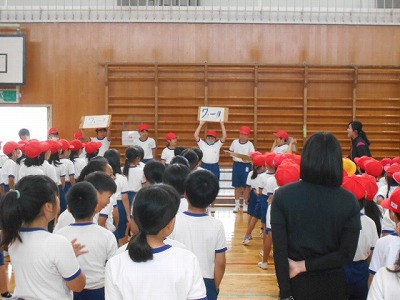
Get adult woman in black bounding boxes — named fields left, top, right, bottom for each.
left=271, top=132, right=361, bottom=300
left=347, top=120, right=372, bottom=161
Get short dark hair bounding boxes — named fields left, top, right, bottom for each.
left=67, top=182, right=97, bottom=220
left=163, top=164, right=191, bottom=195
left=181, top=148, right=199, bottom=171
left=174, top=146, right=186, bottom=156
left=143, top=160, right=165, bottom=184
left=77, top=156, right=109, bottom=182
left=104, top=149, right=122, bottom=175
left=192, top=147, right=203, bottom=161
left=84, top=171, right=117, bottom=194
left=18, top=128, right=30, bottom=138
left=170, top=156, right=190, bottom=168
left=184, top=170, right=219, bottom=208
left=300, top=132, right=343, bottom=187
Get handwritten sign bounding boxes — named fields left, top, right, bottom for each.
left=224, top=150, right=252, bottom=162
left=79, top=115, right=111, bottom=129
left=122, top=131, right=140, bottom=146
left=198, top=107, right=229, bottom=122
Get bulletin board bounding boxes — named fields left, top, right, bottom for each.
left=0, top=34, right=26, bottom=85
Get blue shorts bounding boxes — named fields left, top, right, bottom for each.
left=252, top=196, right=262, bottom=219
left=58, top=185, right=67, bottom=213
left=344, top=260, right=369, bottom=300
left=74, top=287, right=104, bottom=300
left=0, top=251, right=4, bottom=266
left=201, top=162, right=220, bottom=180
left=2, top=184, right=10, bottom=193
left=259, top=194, right=269, bottom=224
left=247, top=189, right=258, bottom=216
left=115, top=200, right=128, bottom=239
left=127, top=191, right=137, bottom=206
left=204, top=278, right=219, bottom=300
left=64, top=181, right=72, bottom=194
left=232, top=162, right=251, bottom=188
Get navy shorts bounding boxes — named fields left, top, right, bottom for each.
left=0, top=251, right=4, bottom=266
left=247, top=189, right=258, bottom=216
left=259, top=194, right=269, bottom=224
left=74, top=287, right=104, bottom=300
left=232, top=162, right=251, bottom=188
left=204, top=278, right=219, bottom=300
left=127, top=191, right=137, bottom=206
left=252, top=196, right=262, bottom=219
left=115, top=200, right=128, bottom=239
left=201, top=162, right=220, bottom=180
left=344, top=260, right=369, bottom=300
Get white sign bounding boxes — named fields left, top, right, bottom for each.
left=198, top=106, right=229, bottom=122
left=80, top=115, right=111, bottom=129
left=122, top=131, right=140, bottom=146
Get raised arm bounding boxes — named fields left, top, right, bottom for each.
left=194, top=121, right=205, bottom=142
left=220, top=122, right=227, bottom=143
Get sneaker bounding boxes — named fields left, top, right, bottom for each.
left=233, top=205, right=240, bottom=213
left=1, top=292, right=12, bottom=299
left=242, top=203, right=248, bottom=212
left=258, top=261, right=268, bottom=270
left=248, top=235, right=252, bottom=240
left=242, top=237, right=251, bottom=245
left=260, top=250, right=263, bottom=257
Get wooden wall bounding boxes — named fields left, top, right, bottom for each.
left=1, top=23, right=400, bottom=160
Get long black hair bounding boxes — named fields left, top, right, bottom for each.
left=349, top=121, right=370, bottom=145
left=128, top=184, right=180, bottom=263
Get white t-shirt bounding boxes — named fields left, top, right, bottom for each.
left=246, top=171, right=264, bottom=192
left=96, top=196, right=117, bottom=232
left=132, top=137, right=156, bottom=160
left=259, top=172, right=276, bottom=196
left=41, top=160, right=59, bottom=184
left=114, top=173, right=129, bottom=201
left=161, top=147, right=175, bottom=164
left=229, top=139, right=255, bottom=162
left=10, top=228, right=82, bottom=300
left=169, top=211, right=227, bottom=279
left=115, top=237, right=187, bottom=256
left=178, top=196, right=189, bottom=214
left=54, top=210, right=77, bottom=233
left=272, top=144, right=289, bottom=154
left=90, top=137, right=111, bottom=157
left=376, top=185, right=397, bottom=233
left=57, top=222, right=117, bottom=289
left=0, top=158, right=17, bottom=185
left=353, top=213, right=379, bottom=261
left=369, top=234, right=400, bottom=274
left=367, top=265, right=400, bottom=300
left=105, top=245, right=207, bottom=300
left=17, top=164, right=45, bottom=181
left=197, top=139, right=223, bottom=164
left=73, top=157, right=87, bottom=179
left=127, top=165, right=144, bottom=192
left=60, top=158, right=76, bottom=182
left=52, top=161, right=67, bottom=186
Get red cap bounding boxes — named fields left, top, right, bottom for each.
left=275, top=162, right=300, bottom=186
left=3, top=141, right=22, bottom=155
left=354, top=156, right=372, bottom=170
left=381, top=188, right=400, bottom=213
left=74, top=131, right=84, bottom=139
left=85, top=141, right=102, bottom=154
left=240, top=126, right=251, bottom=135
left=48, top=127, right=59, bottom=135
left=59, top=139, right=75, bottom=151
left=96, top=128, right=107, bottom=132
left=358, top=174, right=379, bottom=201
left=70, top=139, right=85, bottom=150
left=393, top=172, right=400, bottom=185
left=392, top=157, right=400, bottom=164
left=273, top=153, right=289, bottom=168
left=273, top=130, right=289, bottom=140
left=384, top=163, right=400, bottom=178
left=138, top=123, right=149, bottom=132
left=24, top=141, right=51, bottom=158
left=264, top=152, right=276, bottom=167
left=252, top=154, right=266, bottom=167
left=342, top=175, right=366, bottom=200
left=166, top=132, right=178, bottom=141
left=364, top=159, right=383, bottom=178
left=381, top=158, right=392, bottom=167
left=250, top=151, right=262, bottom=159
left=47, top=140, right=62, bottom=154
left=206, top=130, right=217, bottom=138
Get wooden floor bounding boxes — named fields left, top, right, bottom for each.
left=5, top=207, right=279, bottom=299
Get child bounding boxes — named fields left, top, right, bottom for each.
left=104, top=149, right=130, bottom=245
left=57, top=181, right=118, bottom=300
left=132, top=123, right=156, bottom=163
left=142, top=160, right=165, bottom=186
left=90, top=128, right=111, bottom=157
left=59, top=139, right=76, bottom=194
left=48, top=127, right=60, bottom=140
left=270, top=130, right=296, bottom=154
left=0, top=141, right=22, bottom=193
left=170, top=170, right=227, bottom=300
left=161, top=132, right=178, bottom=165
left=181, top=148, right=200, bottom=171
left=85, top=141, right=102, bottom=161
left=123, top=146, right=144, bottom=207
left=194, top=121, right=227, bottom=180
left=69, top=139, right=87, bottom=180
left=48, top=140, right=67, bottom=212
left=105, top=184, right=207, bottom=299
left=162, top=163, right=191, bottom=213
left=0, top=175, right=86, bottom=299
left=229, top=126, right=255, bottom=213
left=18, top=128, right=30, bottom=141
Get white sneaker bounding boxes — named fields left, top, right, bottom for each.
left=242, top=203, right=248, bottom=212
left=242, top=237, right=251, bottom=245
left=258, top=261, right=268, bottom=270
left=233, top=205, right=240, bottom=213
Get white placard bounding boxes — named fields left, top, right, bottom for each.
left=198, top=106, right=229, bottom=122
left=80, top=115, right=111, bottom=129
left=0, top=35, right=26, bottom=85
left=122, top=131, right=140, bottom=146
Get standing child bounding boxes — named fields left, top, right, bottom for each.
left=123, top=147, right=144, bottom=208
left=229, top=126, right=255, bottom=213
left=57, top=181, right=118, bottom=300
left=132, top=124, right=156, bottom=163
left=105, top=184, right=207, bottom=300
left=162, top=163, right=191, bottom=213
left=194, top=121, right=227, bottom=180
left=161, top=132, right=178, bottom=165
left=170, top=170, right=227, bottom=300
left=0, top=141, right=22, bottom=193
left=48, top=140, right=67, bottom=213
left=90, top=128, right=111, bottom=157
left=59, top=139, right=76, bottom=194
left=0, top=175, right=86, bottom=299
left=69, top=139, right=87, bottom=180
left=85, top=141, right=102, bottom=161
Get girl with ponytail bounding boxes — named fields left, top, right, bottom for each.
left=0, top=175, right=86, bottom=299
left=347, top=120, right=372, bottom=161
left=105, top=184, right=207, bottom=300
